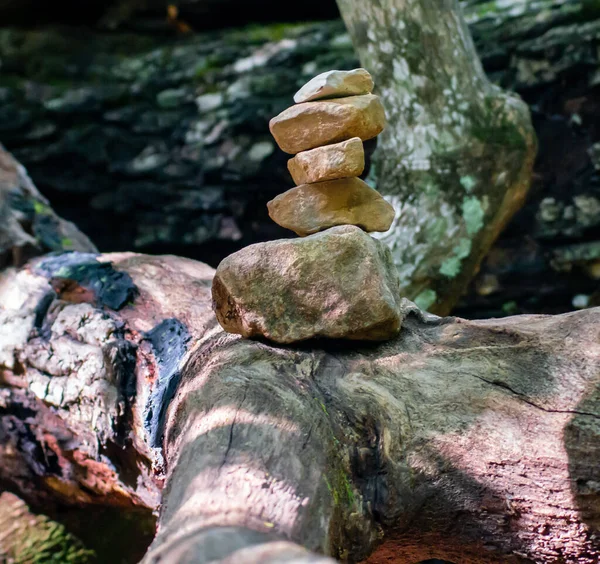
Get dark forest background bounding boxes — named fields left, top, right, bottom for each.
left=2, top=0, right=600, bottom=318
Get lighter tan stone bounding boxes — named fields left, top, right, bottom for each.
left=269, top=94, right=386, bottom=154
left=287, top=137, right=364, bottom=185
left=267, top=177, right=395, bottom=237
left=293, top=68, right=374, bottom=103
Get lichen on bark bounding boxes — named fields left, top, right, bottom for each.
left=336, top=0, right=537, bottom=315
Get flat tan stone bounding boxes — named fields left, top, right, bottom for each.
left=267, top=177, right=395, bottom=237
left=293, top=68, right=374, bottom=103
left=287, top=137, right=364, bottom=185
left=269, top=94, right=386, bottom=154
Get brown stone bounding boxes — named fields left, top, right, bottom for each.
left=287, top=137, right=364, bottom=185
left=293, top=68, right=374, bottom=103
left=211, top=225, right=403, bottom=343
left=267, top=177, right=395, bottom=236
left=269, top=94, right=386, bottom=154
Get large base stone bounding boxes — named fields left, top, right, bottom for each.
left=212, top=225, right=403, bottom=343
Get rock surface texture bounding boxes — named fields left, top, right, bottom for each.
left=212, top=225, right=403, bottom=343
left=213, top=69, right=399, bottom=343
left=267, top=177, right=394, bottom=237
left=287, top=137, right=365, bottom=185
left=269, top=94, right=385, bottom=154
left=268, top=68, right=392, bottom=239
left=293, top=68, right=373, bottom=103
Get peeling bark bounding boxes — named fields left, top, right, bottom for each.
left=1, top=249, right=598, bottom=563
left=336, top=0, right=537, bottom=315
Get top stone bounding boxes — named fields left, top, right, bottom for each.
left=294, top=69, right=374, bottom=104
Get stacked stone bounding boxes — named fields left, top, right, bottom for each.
left=267, top=69, right=395, bottom=237
left=212, top=69, right=404, bottom=344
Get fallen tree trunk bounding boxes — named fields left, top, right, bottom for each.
left=1, top=247, right=599, bottom=563
left=0, top=147, right=157, bottom=561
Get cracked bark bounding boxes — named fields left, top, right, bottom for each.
left=1, top=247, right=599, bottom=563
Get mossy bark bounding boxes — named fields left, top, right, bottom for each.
left=0, top=144, right=96, bottom=267
left=336, top=0, right=537, bottom=315
left=0, top=493, right=94, bottom=563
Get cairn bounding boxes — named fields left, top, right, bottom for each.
left=268, top=69, right=394, bottom=236
left=212, top=69, right=403, bottom=344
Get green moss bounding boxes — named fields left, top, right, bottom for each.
left=440, top=237, right=472, bottom=277
left=324, top=476, right=338, bottom=505
left=229, top=22, right=310, bottom=44
left=324, top=467, right=355, bottom=508
left=414, top=289, right=437, bottom=311
left=342, top=473, right=355, bottom=505
left=471, top=94, right=528, bottom=151
left=462, top=196, right=485, bottom=235
left=502, top=300, right=519, bottom=315
left=470, top=1, right=500, bottom=18
left=316, top=398, right=328, bottom=415
left=33, top=200, right=52, bottom=215
left=53, top=506, right=156, bottom=564
left=193, top=55, right=224, bottom=80
left=12, top=517, right=94, bottom=563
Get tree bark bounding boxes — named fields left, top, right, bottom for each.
left=335, top=0, right=537, bottom=315
left=1, top=247, right=599, bottom=563
left=1, top=7, right=599, bottom=562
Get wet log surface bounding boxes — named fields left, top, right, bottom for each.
left=1, top=247, right=598, bottom=563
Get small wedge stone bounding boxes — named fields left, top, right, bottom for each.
left=287, top=137, right=364, bottom=185
left=269, top=94, right=385, bottom=154
left=293, top=68, right=374, bottom=103
left=267, top=177, right=395, bottom=237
